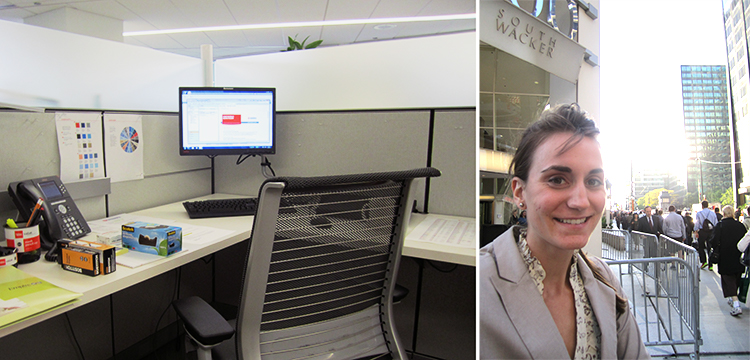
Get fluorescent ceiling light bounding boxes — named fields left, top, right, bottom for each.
left=123, top=13, right=476, bottom=37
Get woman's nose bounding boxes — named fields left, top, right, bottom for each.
left=567, top=181, right=590, bottom=209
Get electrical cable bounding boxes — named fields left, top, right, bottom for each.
left=64, top=312, right=86, bottom=360
left=260, top=155, right=276, bottom=178
left=236, top=154, right=253, bottom=165
left=235, top=154, right=276, bottom=178
left=152, top=267, right=182, bottom=360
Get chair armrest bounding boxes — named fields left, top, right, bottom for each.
left=172, top=296, right=235, bottom=346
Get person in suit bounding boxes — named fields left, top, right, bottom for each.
left=637, top=205, right=662, bottom=258
left=479, top=104, right=649, bottom=359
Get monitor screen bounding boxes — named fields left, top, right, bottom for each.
left=179, top=87, right=276, bottom=156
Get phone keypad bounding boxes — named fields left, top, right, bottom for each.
left=53, top=203, right=85, bottom=238
left=62, top=214, right=85, bottom=238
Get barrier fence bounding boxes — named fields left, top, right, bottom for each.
left=601, top=229, right=702, bottom=359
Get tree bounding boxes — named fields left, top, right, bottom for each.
left=637, top=188, right=670, bottom=209
left=719, top=187, right=735, bottom=207
left=684, top=192, right=699, bottom=207
left=705, top=187, right=727, bottom=205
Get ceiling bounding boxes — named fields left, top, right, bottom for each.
left=0, top=0, right=476, bottom=59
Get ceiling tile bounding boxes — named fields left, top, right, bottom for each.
left=117, top=0, right=193, bottom=29
left=69, top=0, right=138, bottom=21
left=223, top=0, right=278, bottom=24
left=173, top=0, right=235, bottom=27
left=323, top=0, right=379, bottom=20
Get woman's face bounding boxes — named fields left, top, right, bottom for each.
left=512, top=132, right=606, bottom=252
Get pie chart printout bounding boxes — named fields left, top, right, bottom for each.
left=120, top=126, right=139, bottom=153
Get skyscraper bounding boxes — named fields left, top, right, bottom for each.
left=680, top=65, right=733, bottom=202
left=723, top=0, right=749, bottom=204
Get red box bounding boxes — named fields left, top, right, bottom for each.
left=222, top=114, right=241, bottom=125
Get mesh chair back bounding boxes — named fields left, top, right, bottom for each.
left=235, top=168, right=440, bottom=360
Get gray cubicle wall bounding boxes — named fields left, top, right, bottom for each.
left=106, top=113, right=211, bottom=215
left=0, top=110, right=213, bottom=359
left=0, top=111, right=107, bottom=221
left=0, top=111, right=211, bottom=219
left=429, top=110, right=476, bottom=218
left=214, top=110, right=431, bottom=195
left=213, top=109, right=475, bottom=219
left=0, top=107, right=476, bottom=359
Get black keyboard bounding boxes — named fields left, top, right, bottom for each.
left=182, top=197, right=258, bottom=219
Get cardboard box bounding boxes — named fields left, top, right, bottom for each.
left=60, top=246, right=100, bottom=276
left=60, top=239, right=116, bottom=275
left=121, top=222, right=182, bottom=256
left=94, top=230, right=122, bottom=247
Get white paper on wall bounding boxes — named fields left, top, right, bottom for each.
left=55, top=112, right=105, bottom=183
left=103, top=114, right=144, bottom=183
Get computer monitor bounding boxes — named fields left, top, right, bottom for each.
left=179, top=87, right=276, bottom=157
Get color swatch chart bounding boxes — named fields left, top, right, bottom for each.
left=76, top=121, right=102, bottom=179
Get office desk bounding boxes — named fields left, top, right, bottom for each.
left=0, top=194, right=475, bottom=338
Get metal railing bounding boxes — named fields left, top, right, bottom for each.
left=601, top=229, right=702, bottom=359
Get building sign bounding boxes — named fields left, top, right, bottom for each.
left=509, top=0, right=579, bottom=41
left=480, top=0, right=585, bottom=83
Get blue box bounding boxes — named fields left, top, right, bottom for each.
left=121, top=222, right=182, bottom=256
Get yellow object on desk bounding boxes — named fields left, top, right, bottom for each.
left=5, top=219, right=18, bottom=229
left=0, top=266, right=81, bottom=328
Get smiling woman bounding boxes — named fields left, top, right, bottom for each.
left=479, top=104, right=651, bottom=360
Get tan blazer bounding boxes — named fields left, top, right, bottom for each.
left=479, top=227, right=650, bottom=359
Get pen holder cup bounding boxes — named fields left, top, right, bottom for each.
left=4, top=223, right=41, bottom=264
left=0, top=246, right=18, bottom=268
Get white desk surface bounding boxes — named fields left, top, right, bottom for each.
left=0, top=194, right=475, bottom=337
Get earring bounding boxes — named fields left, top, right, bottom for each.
left=519, top=202, right=524, bottom=208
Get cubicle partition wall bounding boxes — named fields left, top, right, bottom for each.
left=0, top=106, right=475, bottom=359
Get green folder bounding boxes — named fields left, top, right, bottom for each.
left=0, top=266, right=82, bottom=328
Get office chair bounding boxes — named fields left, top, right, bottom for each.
left=172, top=167, right=441, bottom=360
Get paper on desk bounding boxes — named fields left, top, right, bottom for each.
left=116, top=251, right=166, bottom=268
left=407, top=216, right=476, bottom=248
left=0, top=266, right=81, bottom=328
left=88, top=214, right=236, bottom=246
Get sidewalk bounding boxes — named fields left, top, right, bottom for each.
left=632, top=265, right=750, bottom=359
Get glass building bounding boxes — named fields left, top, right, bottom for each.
left=722, top=0, right=750, bottom=204
left=478, top=0, right=602, bottom=253
left=680, top=65, right=733, bottom=202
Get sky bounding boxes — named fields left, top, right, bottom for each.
left=599, top=0, right=730, bottom=207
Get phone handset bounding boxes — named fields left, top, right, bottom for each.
left=15, top=182, right=65, bottom=245
left=8, top=176, right=91, bottom=261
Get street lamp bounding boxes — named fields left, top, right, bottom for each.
left=692, top=157, right=703, bottom=203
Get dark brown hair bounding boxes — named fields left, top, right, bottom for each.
left=510, top=103, right=600, bottom=182
left=510, top=103, right=628, bottom=316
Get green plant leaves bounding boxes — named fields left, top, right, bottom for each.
left=285, top=34, right=323, bottom=51
left=305, top=40, right=323, bottom=49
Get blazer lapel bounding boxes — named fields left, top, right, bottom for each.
left=577, top=254, right=618, bottom=359
left=488, top=229, right=570, bottom=359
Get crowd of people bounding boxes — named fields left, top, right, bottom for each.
left=609, top=202, right=750, bottom=317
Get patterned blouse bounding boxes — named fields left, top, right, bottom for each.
left=517, top=231, right=602, bottom=359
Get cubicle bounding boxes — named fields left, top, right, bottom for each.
left=0, top=20, right=476, bottom=360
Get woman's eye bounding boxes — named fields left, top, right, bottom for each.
left=548, top=176, right=566, bottom=185
left=587, top=178, right=603, bottom=187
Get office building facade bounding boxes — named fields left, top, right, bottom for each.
left=479, top=0, right=603, bottom=254
left=723, top=0, right=750, bottom=203
left=680, top=65, right=734, bottom=202
left=632, top=168, right=684, bottom=200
